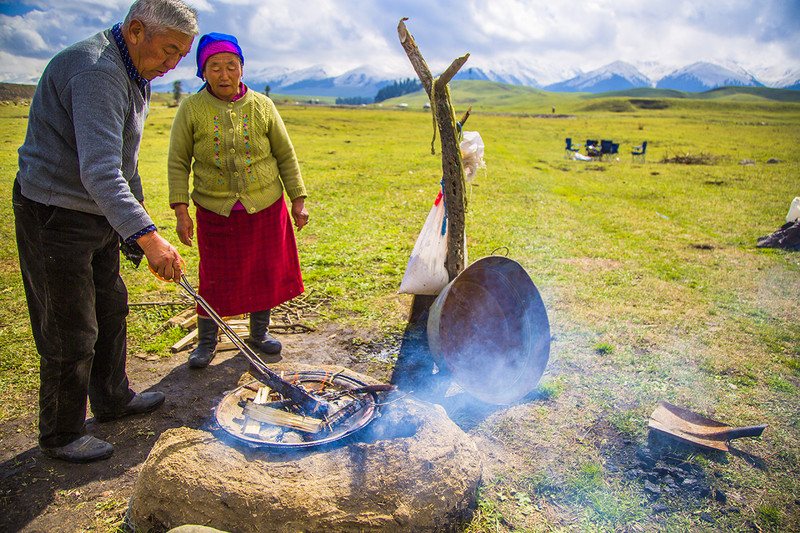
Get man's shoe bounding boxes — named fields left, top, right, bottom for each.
left=41, top=435, right=114, bottom=463
left=94, top=392, right=166, bottom=422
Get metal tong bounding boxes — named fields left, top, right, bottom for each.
left=166, top=268, right=328, bottom=417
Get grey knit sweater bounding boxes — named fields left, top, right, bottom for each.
left=16, top=29, right=153, bottom=241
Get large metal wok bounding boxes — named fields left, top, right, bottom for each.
left=427, top=256, right=550, bottom=405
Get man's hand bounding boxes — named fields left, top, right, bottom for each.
left=137, top=230, right=183, bottom=282
left=173, top=203, right=194, bottom=246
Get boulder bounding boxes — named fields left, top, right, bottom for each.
left=127, top=369, right=482, bottom=533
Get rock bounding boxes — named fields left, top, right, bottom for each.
left=653, top=466, right=670, bottom=477
left=738, top=158, right=756, bottom=166
left=766, top=158, right=783, bottom=164
left=652, top=503, right=669, bottom=513
left=644, top=480, right=661, bottom=499
left=700, top=512, right=714, bottom=523
left=623, top=469, right=643, bottom=481
left=127, top=369, right=482, bottom=533
left=714, top=489, right=727, bottom=503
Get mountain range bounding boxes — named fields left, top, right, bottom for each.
left=152, top=60, right=800, bottom=98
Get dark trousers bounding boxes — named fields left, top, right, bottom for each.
left=13, top=180, right=134, bottom=448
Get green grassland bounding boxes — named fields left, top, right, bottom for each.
left=1, top=82, right=799, bottom=531
left=378, top=80, right=800, bottom=112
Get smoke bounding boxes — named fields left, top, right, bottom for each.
left=391, top=256, right=551, bottom=428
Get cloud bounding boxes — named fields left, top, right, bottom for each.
left=0, top=1, right=129, bottom=59
left=0, top=0, right=798, bottom=85
left=0, top=49, right=48, bottom=83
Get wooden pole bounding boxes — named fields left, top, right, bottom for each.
left=398, top=18, right=469, bottom=281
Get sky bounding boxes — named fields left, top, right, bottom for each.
left=1, top=0, right=799, bottom=87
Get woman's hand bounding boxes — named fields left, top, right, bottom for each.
left=174, top=203, right=194, bottom=246
left=291, top=197, right=310, bottom=231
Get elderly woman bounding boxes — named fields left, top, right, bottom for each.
left=168, top=32, right=309, bottom=369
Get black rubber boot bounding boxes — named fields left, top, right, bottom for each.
left=249, top=310, right=282, bottom=354
left=189, top=317, right=218, bottom=369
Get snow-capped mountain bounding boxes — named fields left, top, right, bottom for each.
left=448, top=58, right=584, bottom=89
left=450, top=66, right=539, bottom=88
left=544, top=61, right=652, bottom=93
left=150, top=60, right=796, bottom=98
left=775, top=70, right=800, bottom=91
left=656, top=61, right=763, bottom=91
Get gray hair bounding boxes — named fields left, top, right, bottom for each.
left=123, top=0, right=199, bottom=37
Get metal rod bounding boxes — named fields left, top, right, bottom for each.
left=177, top=275, right=328, bottom=416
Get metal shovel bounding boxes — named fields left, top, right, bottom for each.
left=648, top=401, right=767, bottom=452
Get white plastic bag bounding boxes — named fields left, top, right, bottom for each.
left=787, top=197, right=800, bottom=222
left=398, top=191, right=450, bottom=295
left=460, top=131, right=485, bottom=182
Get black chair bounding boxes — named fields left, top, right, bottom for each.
left=610, top=143, right=619, bottom=160
left=600, top=140, right=613, bottom=160
left=564, top=138, right=581, bottom=158
left=632, top=141, right=648, bottom=162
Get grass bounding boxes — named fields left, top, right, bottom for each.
left=1, top=83, right=799, bottom=531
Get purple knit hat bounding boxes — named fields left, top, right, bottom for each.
left=196, top=33, right=244, bottom=79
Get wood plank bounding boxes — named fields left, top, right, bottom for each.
left=170, top=328, right=198, bottom=352
left=167, top=308, right=195, bottom=327
left=179, top=314, right=197, bottom=329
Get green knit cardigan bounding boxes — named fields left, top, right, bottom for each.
left=168, top=88, right=306, bottom=216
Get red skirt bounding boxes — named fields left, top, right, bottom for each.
left=195, top=200, right=304, bottom=317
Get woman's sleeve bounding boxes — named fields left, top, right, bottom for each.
left=266, top=100, right=306, bottom=200
left=168, top=100, right=194, bottom=206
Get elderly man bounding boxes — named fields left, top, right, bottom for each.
left=12, top=0, right=198, bottom=463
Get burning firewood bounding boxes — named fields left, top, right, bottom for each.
left=243, top=401, right=324, bottom=433
left=242, top=386, right=271, bottom=436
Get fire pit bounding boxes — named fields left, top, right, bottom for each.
left=126, top=365, right=483, bottom=533
left=215, top=370, right=384, bottom=449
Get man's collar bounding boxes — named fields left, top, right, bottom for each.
left=111, top=22, right=148, bottom=95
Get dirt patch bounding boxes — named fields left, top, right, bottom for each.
left=0, top=323, right=395, bottom=532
